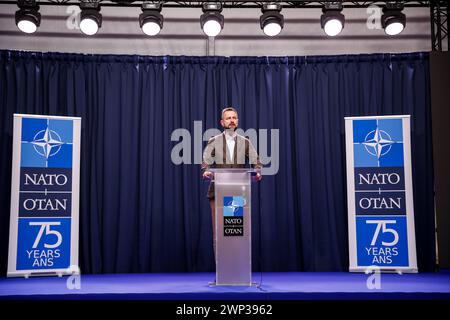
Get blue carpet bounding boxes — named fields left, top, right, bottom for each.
left=1, top=271, right=449, bottom=300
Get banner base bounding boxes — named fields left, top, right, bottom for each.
left=349, top=267, right=419, bottom=274
left=7, top=270, right=76, bottom=278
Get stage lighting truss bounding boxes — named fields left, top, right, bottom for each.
left=79, top=0, right=102, bottom=35
left=15, top=0, right=41, bottom=34
left=430, top=0, right=448, bottom=51
left=320, top=2, right=344, bottom=36
left=200, top=2, right=224, bottom=37
left=260, top=3, right=284, bottom=37
left=6, top=1, right=448, bottom=51
left=139, top=1, right=163, bottom=36
left=381, top=2, right=406, bottom=36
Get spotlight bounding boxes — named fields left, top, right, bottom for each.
left=15, top=0, right=41, bottom=34
left=79, top=1, right=102, bottom=36
left=260, top=3, right=284, bottom=37
left=382, top=3, right=406, bottom=36
left=320, top=2, right=345, bottom=37
left=200, top=2, right=224, bottom=37
left=139, top=2, right=163, bottom=36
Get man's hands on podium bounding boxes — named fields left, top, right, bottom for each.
left=203, top=171, right=262, bottom=181
left=202, top=171, right=213, bottom=180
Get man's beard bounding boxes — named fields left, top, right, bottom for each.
left=225, top=126, right=237, bottom=134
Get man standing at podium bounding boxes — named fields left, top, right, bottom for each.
left=201, top=107, right=262, bottom=256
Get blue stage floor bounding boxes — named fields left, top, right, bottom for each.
left=1, top=271, right=449, bottom=300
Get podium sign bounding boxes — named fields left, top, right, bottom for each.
left=7, top=114, right=81, bottom=277
left=212, top=169, right=252, bottom=286
left=345, top=115, right=417, bottom=273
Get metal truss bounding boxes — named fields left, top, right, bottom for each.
left=0, top=1, right=434, bottom=8
left=430, top=0, right=448, bottom=50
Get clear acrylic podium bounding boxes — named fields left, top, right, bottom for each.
left=210, top=168, right=256, bottom=286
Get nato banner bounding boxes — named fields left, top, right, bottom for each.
left=345, top=115, right=417, bottom=273
left=7, top=114, right=81, bottom=277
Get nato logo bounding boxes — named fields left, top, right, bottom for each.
left=353, top=119, right=404, bottom=167
left=21, top=118, right=73, bottom=168
left=223, top=196, right=245, bottom=217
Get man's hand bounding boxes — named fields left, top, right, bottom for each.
left=203, top=171, right=213, bottom=180
left=255, top=172, right=262, bottom=182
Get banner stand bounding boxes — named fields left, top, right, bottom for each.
left=345, top=115, right=417, bottom=273
left=7, top=114, right=81, bottom=278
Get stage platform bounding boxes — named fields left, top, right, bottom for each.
left=1, top=271, right=449, bottom=300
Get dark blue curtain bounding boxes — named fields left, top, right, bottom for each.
left=0, top=50, right=435, bottom=274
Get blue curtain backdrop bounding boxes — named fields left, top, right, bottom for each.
left=0, top=50, right=435, bottom=274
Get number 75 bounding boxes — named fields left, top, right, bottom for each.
left=29, top=222, right=62, bottom=249
left=365, top=220, right=399, bottom=246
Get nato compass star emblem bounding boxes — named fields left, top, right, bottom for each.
left=224, top=196, right=246, bottom=216
left=227, top=199, right=245, bottom=215
left=31, top=127, right=64, bottom=159
left=362, top=128, right=395, bottom=159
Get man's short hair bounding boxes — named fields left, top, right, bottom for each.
left=221, top=107, right=238, bottom=119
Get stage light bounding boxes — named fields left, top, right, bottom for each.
left=200, top=2, right=224, bottom=37
left=260, top=3, right=284, bottom=37
left=320, top=2, right=345, bottom=37
left=15, top=0, right=41, bottom=34
left=139, top=2, right=163, bottom=36
left=79, top=1, right=102, bottom=36
left=382, top=3, right=406, bottom=36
